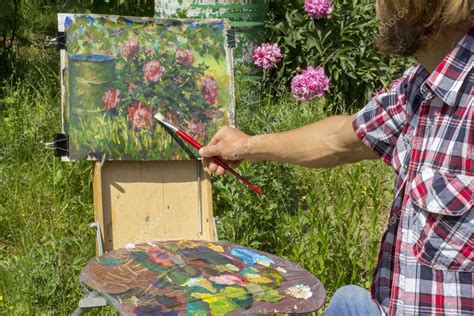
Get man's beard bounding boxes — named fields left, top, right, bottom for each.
left=375, top=23, right=425, bottom=57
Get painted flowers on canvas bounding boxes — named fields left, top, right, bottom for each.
left=63, top=15, right=233, bottom=160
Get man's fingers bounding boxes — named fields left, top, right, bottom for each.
left=216, top=166, right=226, bottom=176
left=208, top=161, right=219, bottom=173
left=199, top=144, right=221, bottom=158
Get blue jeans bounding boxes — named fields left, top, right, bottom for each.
left=325, top=285, right=380, bottom=316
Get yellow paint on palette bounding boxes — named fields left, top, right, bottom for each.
left=214, top=264, right=239, bottom=273
left=192, top=292, right=218, bottom=304
left=225, top=264, right=240, bottom=272
left=244, top=273, right=273, bottom=284
left=207, top=243, right=224, bottom=253
left=256, top=259, right=271, bottom=267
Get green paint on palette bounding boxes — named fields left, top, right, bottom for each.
left=168, top=268, right=193, bottom=285
left=192, top=286, right=253, bottom=315
left=99, top=257, right=123, bottom=266
left=179, top=247, right=232, bottom=265
left=247, top=283, right=284, bottom=303
left=186, top=300, right=208, bottom=316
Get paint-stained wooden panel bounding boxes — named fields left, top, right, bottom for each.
left=93, top=161, right=215, bottom=252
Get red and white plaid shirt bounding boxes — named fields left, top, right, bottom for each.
left=353, top=29, right=473, bottom=315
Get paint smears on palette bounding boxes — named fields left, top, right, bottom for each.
left=58, top=14, right=235, bottom=161
left=80, top=240, right=326, bottom=315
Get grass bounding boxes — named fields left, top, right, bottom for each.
left=0, top=3, right=396, bottom=315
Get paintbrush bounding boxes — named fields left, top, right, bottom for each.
left=154, top=113, right=264, bottom=196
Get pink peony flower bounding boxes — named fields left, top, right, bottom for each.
left=122, top=38, right=139, bottom=60
left=143, top=60, right=165, bottom=82
left=291, top=66, right=330, bottom=101
left=128, top=102, right=153, bottom=129
left=252, top=43, right=283, bottom=69
left=187, top=119, right=206, bottom=140
left=102, top=89, right=120, bottom=110
left=176, top=49, right=195, bottom=66
left=201, top=76, right=219, bottom=105
left=304, top=0, right=333, bottom=19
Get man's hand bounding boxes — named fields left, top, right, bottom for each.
left=199, top=126, right=253, bottom=175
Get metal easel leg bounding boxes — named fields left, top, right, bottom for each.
left=72, top=291, right=107, bottom=316
left=89, top=222, right=104, bottom=256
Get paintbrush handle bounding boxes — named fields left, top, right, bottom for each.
left=176, top=130, right=264, bottom=196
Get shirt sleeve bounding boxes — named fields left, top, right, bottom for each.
left=352, top=70, right=414, bottom=166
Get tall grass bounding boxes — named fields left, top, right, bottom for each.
left=1, top=2, right=396, bottom=315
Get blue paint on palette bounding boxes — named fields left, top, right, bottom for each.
left=231, top=248, right=274, bottom=266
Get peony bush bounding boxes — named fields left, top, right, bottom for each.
left=266, top=0, right=410, bottom=110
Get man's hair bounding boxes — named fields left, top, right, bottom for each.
left=376, top=0, right=473, bottom=56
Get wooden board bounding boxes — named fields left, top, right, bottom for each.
left=93, top=161, right=215, bottom=252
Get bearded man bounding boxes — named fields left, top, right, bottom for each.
left=199, top=0, right=472, bottom=315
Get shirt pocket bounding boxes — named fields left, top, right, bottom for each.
left=409, top=168, right=473, bottom=272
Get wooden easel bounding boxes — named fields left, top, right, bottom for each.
left=92, top=160, right=216, bottom=254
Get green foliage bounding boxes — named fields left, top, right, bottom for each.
left=1, top=1, right=397, bottom=314
left=61, top=0, right=154, bottom=16
left=266, top=0, right=410, bottom=111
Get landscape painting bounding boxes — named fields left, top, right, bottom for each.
left=58, top=14, right=234, bottom=160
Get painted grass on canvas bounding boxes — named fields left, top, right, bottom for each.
left=62, top=15, right=234, bottom=161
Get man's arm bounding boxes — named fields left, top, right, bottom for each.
left=199, top=115, right=379, bottom=174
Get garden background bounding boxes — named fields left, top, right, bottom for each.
left=0, top=0, right=409, bottom=314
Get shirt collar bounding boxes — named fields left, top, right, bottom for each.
left=422, top=28, right=473, bottom=106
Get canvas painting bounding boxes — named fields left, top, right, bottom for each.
left=58, top=14, right=234, bottom=161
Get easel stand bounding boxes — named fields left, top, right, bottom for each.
left=92, top=160, right=216, bottom=253
left=73, top=160, right=217, bottom=315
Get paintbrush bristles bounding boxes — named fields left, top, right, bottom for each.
left=153, top=112, right=165, bottom=122
left=154, top=112, right=178, bottom=132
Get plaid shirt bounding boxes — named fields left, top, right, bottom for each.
left=352, top=29, right=473, bottom=315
